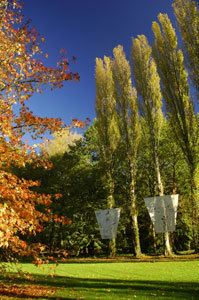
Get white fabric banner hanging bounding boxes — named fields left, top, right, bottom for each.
left=144, top=195, right=179, bottom=233
left=95, top=208, right=121, bottom=239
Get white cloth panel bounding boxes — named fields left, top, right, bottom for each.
left=144, top=195, right=179, bottom=233
left=95, top=208, right=121, bottom=239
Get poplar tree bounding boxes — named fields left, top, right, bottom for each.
left=131, top=35, right=172, bottom=256
left=95, top=57, right=120, bottom=256
left=173, top=0, right=199, bottom=92
left=112, top=45, right=142, bottom=257
left=152, top=13, right=199, bottom=250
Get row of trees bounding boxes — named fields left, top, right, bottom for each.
left=12, top=0, right=199, bottom=259
left=95, top=0, right=199, bottom=256
left=15, top=119, right=193, bottom=257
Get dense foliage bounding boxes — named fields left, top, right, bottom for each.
left=15, top=121, right=195, bottom=256
left=1, top=0, right=199, bottom=261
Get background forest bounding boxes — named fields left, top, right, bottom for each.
left=14, top=119, right=195, bottom=257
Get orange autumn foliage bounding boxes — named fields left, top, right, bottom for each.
left=0, top=0, right=77, bottom=259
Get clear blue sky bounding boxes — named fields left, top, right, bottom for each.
left=23, top=0, right=175, bottom=128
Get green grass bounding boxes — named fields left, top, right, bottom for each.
left=1, top=258, right=199, bottom=299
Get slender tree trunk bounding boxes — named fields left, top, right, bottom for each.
left=164, top=232, right=172, bottom=256
left=151, top=224, right=157, bottom=254
left=107, top=168, right=116, bottom=257
left=130, top=205, right=142, bottom=257
left=151, top=132, right=173, bottom=256
left=190, top=165, right=199, bottom=252
left=156, top=164, right=173, bottom=256
left=129, top=165, right=142, bottom=257
left=108, top=238, right=116, bottom=257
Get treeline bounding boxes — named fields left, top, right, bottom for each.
left=14, top=120, right=194, bottom=257
left=15, top=0, right=199, bottom=258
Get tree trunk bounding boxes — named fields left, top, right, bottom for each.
left=129, top=168, right=142, bottom=257
left=164, top=232, right=172, bottom=256
left=107, top=169, right=117, bottom=257
left=190, top=165, right=199, bottom=252
left=152, top=132, right=173, bottom=256
left=108, top=238, right=116, bottom=257
left=131, top=210, right=142, bottom=257
left=150, top=224, right=157, bottom=254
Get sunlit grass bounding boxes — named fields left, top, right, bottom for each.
left=1, top=258, right=199, bottom=299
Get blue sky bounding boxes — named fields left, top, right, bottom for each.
left=23, top=0, right=175, bottom=129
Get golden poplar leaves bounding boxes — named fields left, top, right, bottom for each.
left=152, top=13, right=190, bottom=111
left=131, top=34, right=163, bottom=138
left=173, top=0, right=199, bottom=91
left=95, top=56, right=120, bottom=154
left=112, top=45, right=140, bottom=153
left=152, top=10, right=198, bottom=172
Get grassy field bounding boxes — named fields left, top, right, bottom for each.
left=0, top=256, right=199, bottom=299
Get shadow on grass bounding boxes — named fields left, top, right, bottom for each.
left=1, top=273, right=199, bottom=299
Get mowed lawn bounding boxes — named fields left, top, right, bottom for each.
left=1, top=258, right=199, bottom=299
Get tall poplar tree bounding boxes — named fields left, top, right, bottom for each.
left=152, top=13, right=199, bottom=250
left=112, top=45, right=142, bottom=257
left=173, top=0, right=199, bottom=92
left=131, top=35, right=172, bottom=256
left=95, top=56, right=120, bottom=256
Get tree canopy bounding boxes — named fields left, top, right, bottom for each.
left=0, top=0, right=79, bottom=261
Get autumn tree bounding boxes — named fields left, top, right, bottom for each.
left=112, top=45, right=142, bottom=257
left=152, top=13, right=199, bottom=250
left=131, top=35, right=172, bottom=255
left=0, top=0, right=79, bottom=261
left=95, top=56, right=120, bottom=257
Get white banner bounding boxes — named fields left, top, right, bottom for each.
left=144, top=195, right=179, bottom=233
left=95, top=208, right=121, bottom=239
